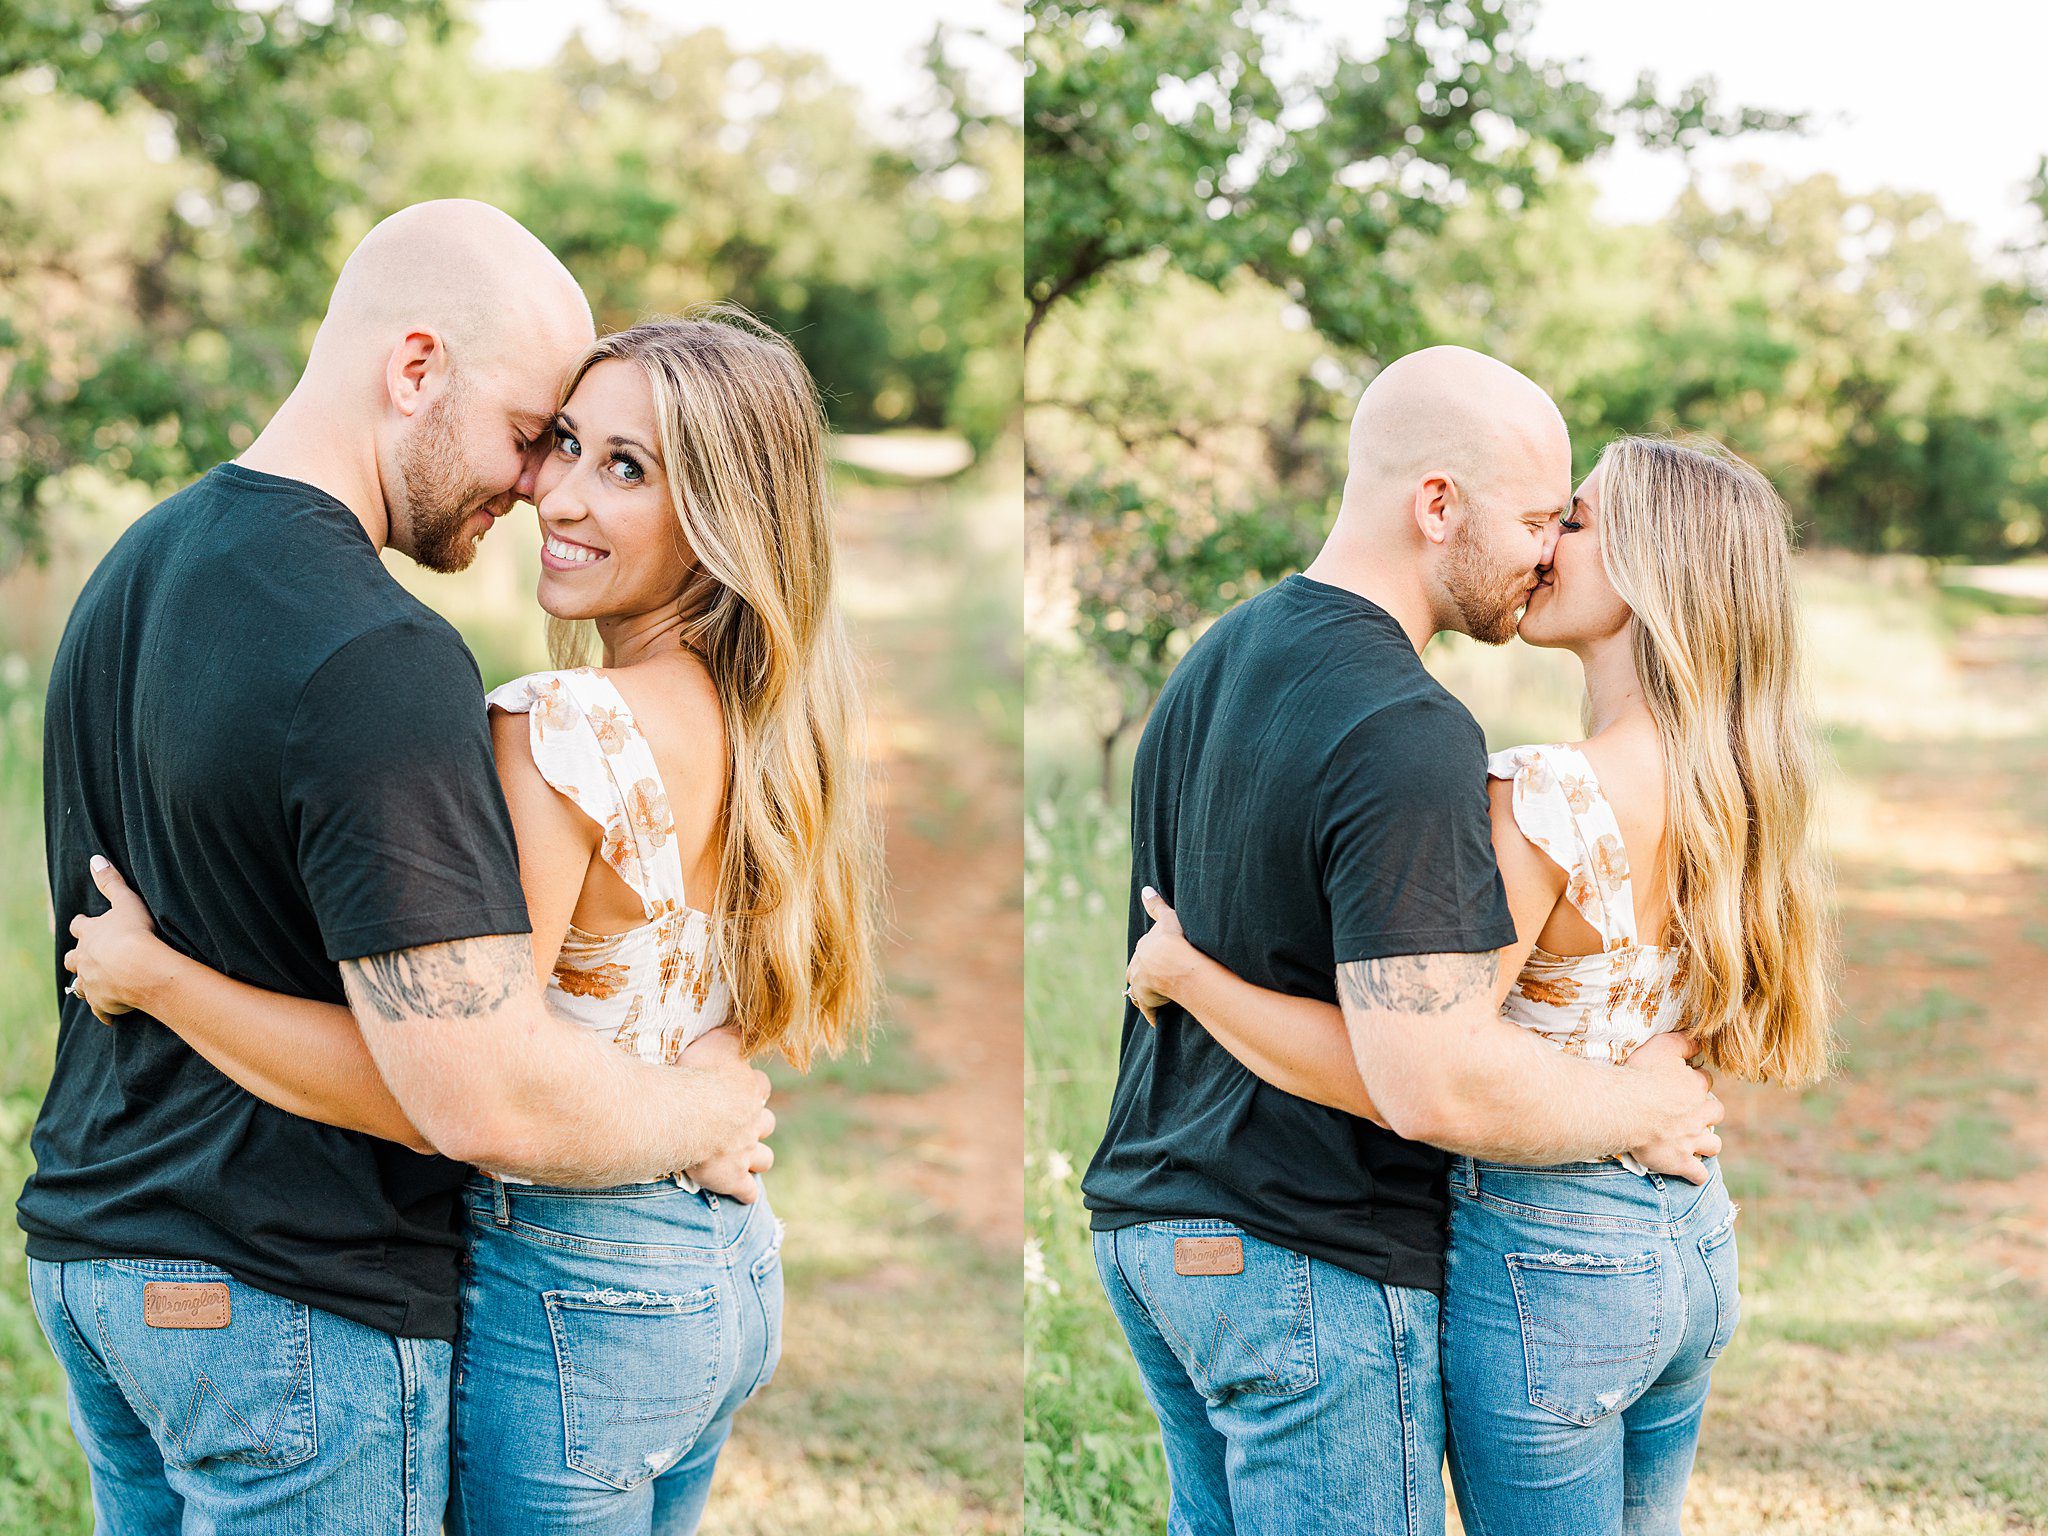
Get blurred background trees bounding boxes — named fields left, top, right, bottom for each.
left=0, top=0, right=1022, bottom=563
left=1026, top=0, right=2048, bottom=776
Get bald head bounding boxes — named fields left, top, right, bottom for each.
left=278, top=201, right=599, bottom=572
left=314, top=199, right=593, bottom=377
left=1312, top=346, right=1572, bottom=646
left=1342, top=346, right=1568, bottom=519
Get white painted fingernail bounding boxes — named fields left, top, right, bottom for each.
left=89, top=855, right=109, bottom=875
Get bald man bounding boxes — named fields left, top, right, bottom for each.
left=1083, top=348, right=1719, bottom=1535
left=23, top=201, right=772, bottom=1533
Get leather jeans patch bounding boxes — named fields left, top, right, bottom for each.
left=1174, top=1236, right=1244, bottom=1276
left=143, top=1281, right=231, bottom=1329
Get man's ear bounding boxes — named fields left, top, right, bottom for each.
left=384, top=329, right=447, bottom=419
left=1413, top=472, right=1457, bottom=547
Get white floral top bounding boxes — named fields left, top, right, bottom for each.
left=486, top=667, right=731, bottom=1066
left=1487, top=743, right=1682, bottom=1067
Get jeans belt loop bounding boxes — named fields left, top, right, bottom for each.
left=489, top=1174, right=512, bottom=1227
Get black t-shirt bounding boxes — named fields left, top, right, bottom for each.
left=19, top=463, right=531, bottom=1340
left=1082, top=575, right=1515, bottom=1292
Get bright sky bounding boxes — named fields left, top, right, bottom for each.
left=472, top=0, right=1022, bottom=126
left=1287, top=0, right=2048, bottom=258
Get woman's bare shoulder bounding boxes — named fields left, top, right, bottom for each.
left=598, top=655, right=727, bottom=788
left=1575, top=722, right=1666, bottom=840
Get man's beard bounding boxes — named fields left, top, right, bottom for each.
left=394, top=385, right=492, bottom=574
left=1443, top=512, right=1533, bottom=646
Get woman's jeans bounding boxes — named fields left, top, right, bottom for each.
left=447, top=1174, right=784, bottom=1536
left=1441, top=1155, right=1741, bottom=1536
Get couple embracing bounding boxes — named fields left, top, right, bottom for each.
left=1086, top=347, right=1833, bottom=1535
left=25, top=200, right=881, bottom=1534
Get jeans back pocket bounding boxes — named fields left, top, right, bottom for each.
left=1128, top=1222, right=1317, bottom=1403
left=1697, top=1210, right=1741, bottom=1363
left=544, top=1284, right=724, bottom=1490
left=1504, top=1249, right=1662, bottom=1427
left=743, top=1223, right=785, bottom=1405
left=92, top=1260, right=316, bottom=1472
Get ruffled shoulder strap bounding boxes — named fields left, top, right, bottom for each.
left=1486, top=742, right=1637, bottom=950
left=485, top=669, right=688, bottom=915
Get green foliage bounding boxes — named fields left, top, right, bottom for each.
left=1025, top=0, right=1613, bottom=351
left=0, top=4, right=1021, bottom=563
left=1418, top=171, right=2048, bottom=558
left=1024, top=0, right=1805, bottom=760
left=0, top=0, right=453, bottom=560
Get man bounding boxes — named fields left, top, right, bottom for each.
left=1082, top=347, right=1722, bottom=1535
left=21, top=201, right=773, bottom=1533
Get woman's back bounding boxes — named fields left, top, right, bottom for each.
left=487, top=661, right=731, bottom=1068
left=576, top=652, right=727, bottom=934
left=1490, top=729, right=1681, bottom=1065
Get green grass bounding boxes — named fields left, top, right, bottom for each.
left=0, top=670, right=92, bottom=1530
left=1024, top=559, right=2048, bottom=1535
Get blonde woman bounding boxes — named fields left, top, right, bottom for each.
left=63, top=311, right=883, bottom=1535
left=1123, top=436, right=1834, bottom=1536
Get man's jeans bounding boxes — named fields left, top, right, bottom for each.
left=1093, top=1219, right=1445, bottom=1536
left=27, top=1255, right=451, bottom=1534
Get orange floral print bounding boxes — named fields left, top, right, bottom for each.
left=585, top=704, right=631, bottom=755
left=1518, top=974, right=1583, bottom=1008
left=555, top=960, right=629, bottom=1001
left=1559, top=772, right=1597, bottom=814
left=1592, top=833, right=1630, bottom=890
left=628, top=779, right=674, bottom=848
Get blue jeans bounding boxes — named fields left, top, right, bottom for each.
left=1441, top=1157, right=1741, bottom=1536
left=447, top=1173, right=784, bottom=1536
left=26, top=1254, right=451, bottom=1534
left=1093, top=1220, right=1446, bottom=1536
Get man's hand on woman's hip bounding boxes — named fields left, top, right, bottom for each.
left=1623, top=1032, right=1725, bottom=1185
left=679, top=1026, right=776, bottom=1203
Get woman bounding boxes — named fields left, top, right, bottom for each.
left=63, top=310, right=884, bottom=1535
left=1123, top=435, right=1834, bottom=1536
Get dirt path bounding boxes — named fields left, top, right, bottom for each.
left=1723, top=604, right=2048, bottom=1286
left=837, top=477, right=1024, bottom=1253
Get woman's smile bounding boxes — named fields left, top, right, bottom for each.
left=540, top=529, right=610, bottom=569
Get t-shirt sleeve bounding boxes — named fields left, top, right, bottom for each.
left=1318, top=693, right=1516, bottom=965
left=281, top=619, right=532, bottom=962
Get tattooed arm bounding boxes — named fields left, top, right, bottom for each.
left=65, top=866, right=768, bottom=1184
left=1125, top=891, right=1720, bottom=1167
left=1337, top=952, right=1719, bottom=1166
left=341, top=934, right=771, bottom=1187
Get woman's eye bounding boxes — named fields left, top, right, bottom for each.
left=1560, top=517, right=1583, bottom=534
left=612, top=456, right=644, bottom=485
left=556, top=432, right=580, bottom=458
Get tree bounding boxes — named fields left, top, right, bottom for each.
left=0, top=4, right=1022, bottom=564
left=1025, top=0, right=1792, bottom=353
left=0, top=0, right=451, bottom=560
left=1024, top=0, right=1798, bottom=779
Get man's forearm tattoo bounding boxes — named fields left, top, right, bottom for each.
left=341, top=934, right=529, bottom=1023
left=1338, top=951, right=1496, bottom=1015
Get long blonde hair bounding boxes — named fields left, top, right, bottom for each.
left=1597, top=436, right=1836, bottom=1086
left=548, top=309, right=883, bottom=1068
